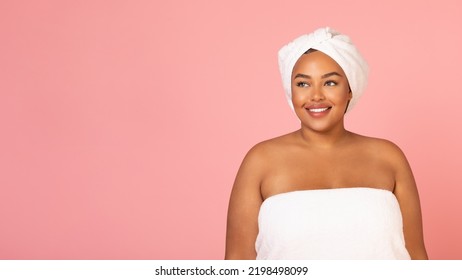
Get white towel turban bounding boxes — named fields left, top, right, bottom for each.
left=278, top=27, right=369, bottom=113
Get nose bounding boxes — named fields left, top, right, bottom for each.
left=310, top=86, right=325, bottom=101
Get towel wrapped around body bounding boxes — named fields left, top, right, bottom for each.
left=256, top=187, right=410, bottom=259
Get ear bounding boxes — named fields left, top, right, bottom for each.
left=345, top=90, right=352, bottom=113
left=344, top=99, right=351, bottom=114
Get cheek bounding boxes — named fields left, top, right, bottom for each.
left=291, top=86, right=300, bottom=99
left=291, top=90, right=305, bottom=106
left=328, top=87, right=351, bottom=102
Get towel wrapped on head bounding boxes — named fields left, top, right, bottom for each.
left=278, top=27, right=369, bottom=112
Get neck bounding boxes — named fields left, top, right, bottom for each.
left=297, top=124, right=351, bottom=149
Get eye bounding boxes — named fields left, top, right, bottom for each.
left=296, top=81, right=310, bottom=88
left=325, top=80, right=337, bottom=86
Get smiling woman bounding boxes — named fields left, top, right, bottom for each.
left=225, top=27, right=428, bottom=260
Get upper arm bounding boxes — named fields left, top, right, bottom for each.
left=225, top=144, right=266, bottom=260
left=387, top=142, right=428, bottom=259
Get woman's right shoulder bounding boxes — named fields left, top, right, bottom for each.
left=244, top=132, right=295, bottom=162
left=234, top=132, right=295, bottom=191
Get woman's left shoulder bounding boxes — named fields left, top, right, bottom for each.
left=352, top=133, right=407, bottom=162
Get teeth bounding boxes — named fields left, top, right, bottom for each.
left=308, top=107, right=329, bottom=113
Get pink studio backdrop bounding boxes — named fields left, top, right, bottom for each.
left=1, top=0, right=461, bottom=259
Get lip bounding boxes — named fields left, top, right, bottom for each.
left=305, top=105, right=332, bottom=118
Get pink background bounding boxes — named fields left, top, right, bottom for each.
left=1, top=0, right=461, bottom=259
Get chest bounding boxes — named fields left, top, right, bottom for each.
left=260, top=148, right=395, bottom=199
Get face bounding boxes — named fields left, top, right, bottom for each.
left=291, top=50, right=352, bottom=133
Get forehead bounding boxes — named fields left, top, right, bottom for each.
left=292, top=51, right=346, bottom=77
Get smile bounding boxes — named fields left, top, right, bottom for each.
left=307, top=107, right=331, bottom=113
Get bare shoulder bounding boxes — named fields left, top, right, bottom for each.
left=234, top=132, right=298, bottom=187
left=255, top=131, right=298, bottom=148
left=245, top=132, right=297, bottom=160
left=352, top=133, right=415, bottom=191
left=352, top=133, right=407, bottom=163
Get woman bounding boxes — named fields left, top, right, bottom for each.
left=225, top=27, right=428, bottom=260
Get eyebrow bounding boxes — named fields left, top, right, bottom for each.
left=294, top=72, right=343, bottom=79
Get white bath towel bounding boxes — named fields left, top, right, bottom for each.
left=256, top=188, right=410, bottom=259
left=278, top=27, right=369, bottom=112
